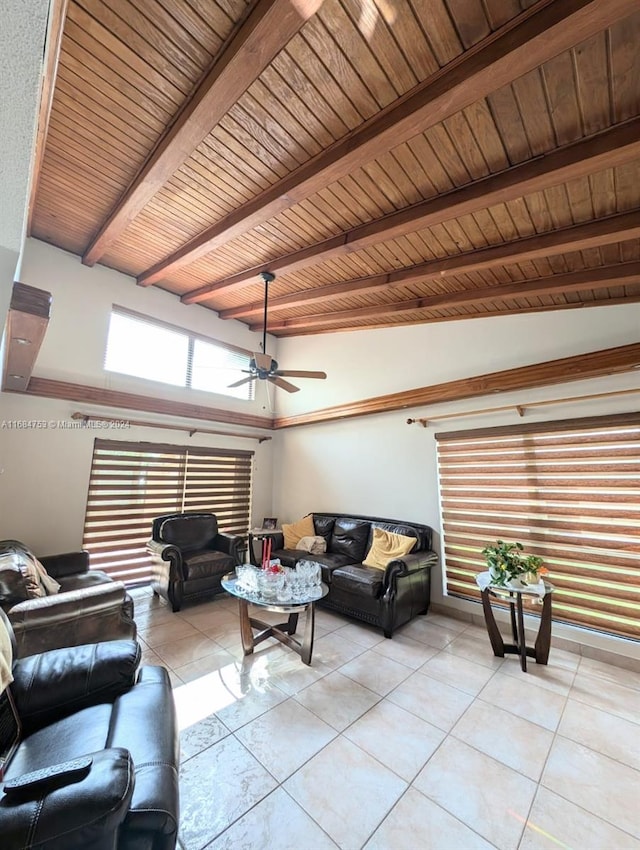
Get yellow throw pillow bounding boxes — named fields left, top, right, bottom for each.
left=363, top=527, right=416, bottom=570
left=282, top=515, right=315, bottom=549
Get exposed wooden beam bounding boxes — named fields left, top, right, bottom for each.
left=81, top=0, right=323, bottom=267
left=26, top=0, right=68, bottom=236
left=15, top=378, right=273, bottom=430
left=70, top=412, right=272, bottom=442
left=142, top=0, right=638, bottom=289
left=272, top=343, right=640, bottom=429
left=220, top=212, right=640, bottom=319
left=255, top=263, right=640, bottom=331
left=2, top=283, right=51, bottom=392
left=272, top=294, right=640, bottom=337
left=184, top=118, right=640, bottom=304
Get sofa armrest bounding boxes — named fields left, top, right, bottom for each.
left=214, top=532, right=244, bottom=564
left=1, top=748, right=134, bottom=850
left=383, top=550, right=438, bottom=591
left=8, top=582, right=137, bottom=658
left=146, top=539, right=184, bottom=580
left=38, top=550, right=90, bottom=579
left=11, top=640, right=141, bottom=735
left=108, top=666, right=180, bottom=840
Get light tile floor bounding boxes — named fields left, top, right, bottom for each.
left=129, top=587, right=640, bottom=850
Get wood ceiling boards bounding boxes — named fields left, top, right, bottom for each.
left=30, top=0, right=640, bottom=337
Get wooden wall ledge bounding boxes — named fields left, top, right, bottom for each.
left=2, top=283, right=51, bottom=392
left=273, top=343, right=640, bottom=429
left=7, top=343, right=639, bottom=433
left=13, top=377, right=274, bottom=431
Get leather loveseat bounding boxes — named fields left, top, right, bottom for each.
left=0, top=612, right=179, bottom=850
left=0, top=540, right=136, bottom=657
left=249, top=512, right=438, bottom=637
left=147, top=512, right=244, bottom=611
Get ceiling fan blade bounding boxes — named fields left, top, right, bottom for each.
left=227, top=375, right=257, bottom=389
left=274, top=370, right=327, bottom=379
left=268, top=375, right=300, bottom=393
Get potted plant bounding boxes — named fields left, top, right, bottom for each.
left=481, top=540, right=546, bottom=586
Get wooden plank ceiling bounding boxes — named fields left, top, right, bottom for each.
left=30, top=0, right=640, bottom=337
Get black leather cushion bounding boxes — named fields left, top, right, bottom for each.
left=182, top=549, right=234, bottom=580
left=159, top=515, right=217, bottom=551
left=57, top=570, right=113, bottom=592
left=12, top=640, right=141, bottom=735
left=332, top=565, right=384, bottom=599
left=313, top=515, right=335, bottom=544
left=2, top=748, right=134, bottom=850
left=330, top=519, right=370, bottom=563
left=269, top=549, right=299, bottom=568
left=7, top=705, right=115, bottom=781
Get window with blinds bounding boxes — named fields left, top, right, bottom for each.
left=104, top=306, right=255, bottom=401
left=82, top=439, right=253, bottom=585
left=436, top=413, right=640, bottom=641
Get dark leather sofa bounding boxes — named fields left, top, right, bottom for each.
left=0, top=615, right=179, bottom=850
left=0, top=540, right=136, bottom=657
left=147, top=512, right=244, bottom=611
left=249, top=512, right=438, bottom=637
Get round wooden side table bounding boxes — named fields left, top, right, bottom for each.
left=476, top=571, right=554, bottom=672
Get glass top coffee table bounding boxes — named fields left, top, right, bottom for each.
left=221, top=572, right=328, bottom=665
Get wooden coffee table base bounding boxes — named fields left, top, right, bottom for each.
left=237, top=599, right=317, bottom=665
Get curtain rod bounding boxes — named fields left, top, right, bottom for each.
left=406, top=386, right=640, bottom=427
left=71, top=412, right=272, bottom=442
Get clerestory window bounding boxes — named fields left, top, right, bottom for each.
left=104, top=306, right=255, bottom=401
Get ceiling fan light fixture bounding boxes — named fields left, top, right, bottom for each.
left=228, top=271, right=327, bottom=393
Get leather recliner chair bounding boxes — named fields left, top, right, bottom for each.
left=147, top=512, right=243, bottom=611
left=0, top=611, right=179, bottom=849
left=0, top=540, right=136, bottom=657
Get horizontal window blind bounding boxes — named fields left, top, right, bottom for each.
left=436, top=413, right=640, bottom=641
left=105, top=307, right=255, bottom=400
left=82, top=439, right=253, bottom=584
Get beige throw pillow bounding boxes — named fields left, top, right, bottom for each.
left=362, top=527, right=416, bottom=570
left=282, top=515, right=315, bottom=549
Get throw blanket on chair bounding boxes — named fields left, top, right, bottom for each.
left=297, top=536, right=327, bottom=555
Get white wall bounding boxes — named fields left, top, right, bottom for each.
left=0, top=0, right=48, bottom=254
left=273, top=305, right=640, bottom=658
left=274, top=305, right=640, bottom=528
left=0, top=239, right=276, bottom=552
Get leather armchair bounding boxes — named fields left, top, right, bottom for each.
left=0, top=614, right=179, bottom=850
left=0, top=541, right=136, bottom=657
left=147, top=512, right=243, bottom=611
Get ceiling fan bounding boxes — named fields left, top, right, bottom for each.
left=228, top=272, right=327, bottom=393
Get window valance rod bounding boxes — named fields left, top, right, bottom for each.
left=406, top=386, right=640, bottom=427
left=71, top=412, right=272, bottom=442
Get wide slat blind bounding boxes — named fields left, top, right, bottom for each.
left=82, top=439, right=253, bottom=584
left=436, top=413, right=640, bottom=640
